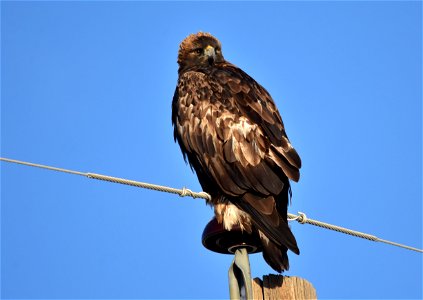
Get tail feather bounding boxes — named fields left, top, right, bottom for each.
left=232, top=184, right=299, bottom=272
left=235, top=198, right=299, bottom=255
left=261, top=237, right=290, bottom=272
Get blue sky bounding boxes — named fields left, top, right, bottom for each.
left=1, top=1, right=422, bottom=299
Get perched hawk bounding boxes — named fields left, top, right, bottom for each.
left=172, top=32, right=301, bottom=272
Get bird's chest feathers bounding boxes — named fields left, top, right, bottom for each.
left=178, top=72, right=227, bottom=107
left=176, top=72, right=233, bottom=138
left=175, top=71, right=266, bottom=167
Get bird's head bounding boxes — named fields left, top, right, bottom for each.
left=177, top=32, right=225, bottom=73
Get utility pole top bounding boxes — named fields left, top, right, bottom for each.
left=253, top=274, right=317, bottom=300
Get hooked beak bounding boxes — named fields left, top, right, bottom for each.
left=204, top=45, right=216, bottom=65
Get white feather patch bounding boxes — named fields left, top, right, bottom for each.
left=214, top=203, right=251, bottom=231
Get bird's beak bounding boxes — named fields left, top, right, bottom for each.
left=204, top=45, right=216, bottom=64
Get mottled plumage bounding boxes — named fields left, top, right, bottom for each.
left=172, top=32, right=301, bottom=272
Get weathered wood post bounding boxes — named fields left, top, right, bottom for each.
left=202, top=217, right=317, bottom=299
left=252, top=274, right=317, bottom=299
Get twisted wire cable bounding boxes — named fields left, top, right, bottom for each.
left=1, top=157, right=421, bottom=253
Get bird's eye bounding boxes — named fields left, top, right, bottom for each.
left=194, top=48, right=203, bottom=55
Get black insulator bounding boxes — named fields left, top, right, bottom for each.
left=202, top=217, right=262, bottom=254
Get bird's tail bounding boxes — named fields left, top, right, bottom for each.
left=261, top=237, right=290, bottom=272
left=235, top=191, right=299, bottom=272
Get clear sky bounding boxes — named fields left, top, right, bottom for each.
left=1, top=1, right=422, bottom=299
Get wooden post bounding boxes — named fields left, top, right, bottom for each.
left=252, top=274, right=317, bottom=299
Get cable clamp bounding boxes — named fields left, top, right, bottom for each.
left=180, top=187, right=194, bottom=198
left=288, top=211, right=308, bottom=224
left=288, top=211, right=307, bottom=224
left=297, top=211, right=307, bottom=224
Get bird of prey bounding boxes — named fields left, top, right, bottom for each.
left=172, top=32, right=301, bottom=272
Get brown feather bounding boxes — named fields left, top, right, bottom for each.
left=243, top=194, right=275, bottom=216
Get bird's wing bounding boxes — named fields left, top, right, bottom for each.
left=213, top=63, right=301, bottom=179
